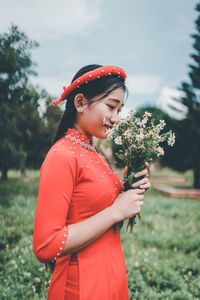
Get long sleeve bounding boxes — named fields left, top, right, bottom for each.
left=33, top=146, right=77, bottom=262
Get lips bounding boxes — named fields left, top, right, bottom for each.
left=104, top=125, right=112, bottom=130
left=104, top=124, right=113, bottom=129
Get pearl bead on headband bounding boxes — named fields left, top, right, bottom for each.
left=52, top=65, right=127, bottom=106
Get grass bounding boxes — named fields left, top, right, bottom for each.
left=0, top=169, right=200, bottom=299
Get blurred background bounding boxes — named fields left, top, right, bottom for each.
left=0, top=1, right=200, bottom=299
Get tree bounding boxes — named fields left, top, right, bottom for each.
left=0, top=25, right=38, bottom=179
left=170, top=3, right=200, bottom=188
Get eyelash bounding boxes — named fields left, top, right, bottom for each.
left=107, top=105, right=121, bottom=113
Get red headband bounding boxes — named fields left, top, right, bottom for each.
left=52, top=65, right=126, bottom=106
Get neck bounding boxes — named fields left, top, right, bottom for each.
left=72, top=124, right=93, bottom=143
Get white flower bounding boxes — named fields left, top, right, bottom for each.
left=160, top=120, right=166, bottom=126
left=32, top=285, right=36, bottom=292
left=137, top=119, right=146, bottom=128
left=114, top=136, right=122, bottom=145
left=167, top=132, right=175, bottom=146
left=39, top=266, right=45, bottom=272
left=136, top=132, right=144, bottom=141
left=10, top=260, right=16, bottom=264
left=157, top=146, right=164, bottom=156
left=126, top=109, right=135, bottom=119
left=157, top=120, right=166, bottom=130
left=143, top=111, right=152, bottom=117
left=134, top=261, right=139, bottom=267
left=103, top=117, right=110, bottom=126
left=142, top=118, right=148, bottom=124
left=105, top=128, right=113, bottom=140
left=24, top=271, right=31, bottom=277
left=123, top=129, right=131, bottom=139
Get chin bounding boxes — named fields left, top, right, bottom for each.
left=93, top=128, right=107, bottom=139
left=94, top=133, right=106, bottom=140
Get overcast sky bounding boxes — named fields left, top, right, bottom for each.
left=0, top=0, right=198, bottom=114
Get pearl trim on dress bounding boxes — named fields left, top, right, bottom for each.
left=65, top=134, right=95, bottom=151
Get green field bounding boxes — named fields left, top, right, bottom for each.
left=0, top=170, right=200, bottom=299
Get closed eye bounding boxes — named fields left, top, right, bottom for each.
left=107, top=105, right=115, bottom=109
left=107, top=104, right=122, bottom=114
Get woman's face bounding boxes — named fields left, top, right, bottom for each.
left=74, top=87, right=125, bottom=140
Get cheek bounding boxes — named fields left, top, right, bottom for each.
left=87, top=104, right=107, bottom=124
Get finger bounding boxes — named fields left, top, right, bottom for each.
left=139, top=182, right=151, bottom=189
left=137, top=194, right=144, bottom=201
left=132, top=178, right=148, bottom=188
left=135, top=168, right=148, bottom=178
left=145, top=162, right=149, bottom=169
left=139, top=201, right=144, bottom=207
left=136, top=189, right=145, bottom=195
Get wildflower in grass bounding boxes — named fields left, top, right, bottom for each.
left=24, top=271, right=31, bottom=277
left=184, top=274, right=189, bottom=281
left=134, top=261, right=139, bottom=267
left=106, top=108, right=175, bottom=232
left=32, top=285, right=36, bottom=292
left=10, top=260, right=16, bottom=264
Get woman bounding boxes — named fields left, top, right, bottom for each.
left=33, top=64, right=150, bottom=300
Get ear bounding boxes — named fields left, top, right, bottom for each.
left=74, top=94, right=88, bottom=112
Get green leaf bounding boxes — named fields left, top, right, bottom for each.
left=128, top=172, right=135, bottom=186
left=117, top=153, right=124, bottom=160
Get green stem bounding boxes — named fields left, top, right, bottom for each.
left=117, top=156, right=146, bottom=233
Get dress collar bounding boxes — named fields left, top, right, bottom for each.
left=65, top=128, right=95, bottom=151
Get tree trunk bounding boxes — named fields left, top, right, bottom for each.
left=1, top=168, right=8, bottom=180
left=193, top=169, right=200, bottom=189
left=20, top=168, right=28, bottom=181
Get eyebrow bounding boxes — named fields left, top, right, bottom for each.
left=107, top=98, right=124, bottom=107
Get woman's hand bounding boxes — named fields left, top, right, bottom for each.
left=111, top=189, right=144, bottom=222
left=132, top=162, right=151, bottom=192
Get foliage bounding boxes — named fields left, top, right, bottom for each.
left=121, top=186, right=200, bottom=300
left=0, top=170, right=199, bottom=299
left=0, top=25, right=62, bottom=179
left=0, top=25, right=38, bottom=179
left=168, top=2, right=200, bottom=188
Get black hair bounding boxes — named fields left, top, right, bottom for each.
left=53, top=64, right=127, bottom=144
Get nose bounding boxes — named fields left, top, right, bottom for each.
left=110, top=110, right=119, bottom=124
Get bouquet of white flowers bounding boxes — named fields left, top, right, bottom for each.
left=105, top=110, right=176, bottom=232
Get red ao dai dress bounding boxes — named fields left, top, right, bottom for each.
left=33, top=128, right=129, bottom=300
